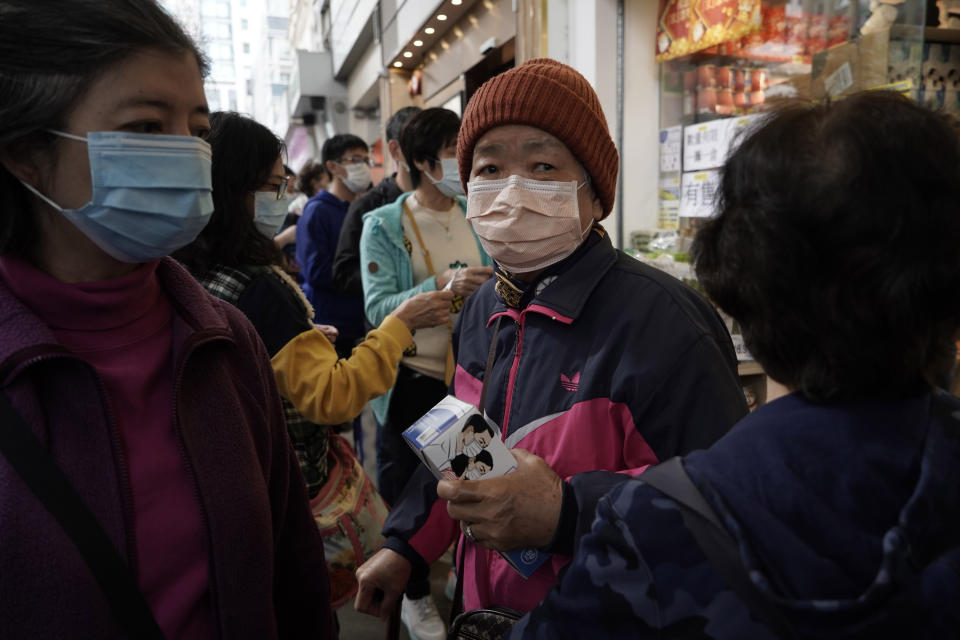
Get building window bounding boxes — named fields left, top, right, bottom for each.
left=200, top=0, right=229, bottom=18
left=228, top=90, right=237, bottom=111
left=243, top=43, right=250, bottom=54
left=241, top=18, right=248, bottom=29
left=280, top=72, right=290, bottom=83
left=202, top=21, right=231, bottom=39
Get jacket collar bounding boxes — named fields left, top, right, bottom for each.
left=0, top=256, right=232, bottom=381
left=487, top=229, right=618, bottom=324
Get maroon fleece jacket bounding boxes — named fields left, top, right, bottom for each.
left=0, top=257, right=335, bottom=639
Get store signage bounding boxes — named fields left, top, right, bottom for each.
left=656, top=0, right=761, bottom=62
left=659, top=125, right=683, bottom=173
left=680, top=169, right=721, bottom=218
left=683, top=114, right=763, bottom=172
left=658, top=175, right=680, bottom=230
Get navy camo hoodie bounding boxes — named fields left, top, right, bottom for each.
left=509, top=390, right=960, bottom=639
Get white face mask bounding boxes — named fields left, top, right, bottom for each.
left=253, top=191, right=288, bottom=238
left=426, top=157, right=464, bottom=197
left=466, top=175, right=590, bottom=273
left=462, top=439, right=484, bottom=458
left=340, top=162, right=371, bottom=194
left=463, top=467, right=483, bottom=481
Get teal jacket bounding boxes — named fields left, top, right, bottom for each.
left=359, top=192, right=491, bottom=425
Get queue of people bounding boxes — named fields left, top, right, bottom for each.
left=1, top=1, right=958, bottom=639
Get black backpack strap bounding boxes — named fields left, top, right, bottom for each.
left=640, top=457, right=798, bottom=640
left=0, top=393, right=165, bottom=639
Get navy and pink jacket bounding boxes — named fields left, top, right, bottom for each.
left=382, top=231, right=747, bottom=612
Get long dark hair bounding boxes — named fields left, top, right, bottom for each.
left=174, top=111, right=286, bottom=272
left=0, top=0, right=207, bottom=256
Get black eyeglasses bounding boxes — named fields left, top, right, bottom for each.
left=269, top=175, right=290, bottom=200
left=338, top=155, right=374, bottom=167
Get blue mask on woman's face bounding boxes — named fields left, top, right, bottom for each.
left=253, top=190, right=289, bottom=238
left=20, top=130, right=214, bottom=263
left=427, top=157, right=465, bottom=198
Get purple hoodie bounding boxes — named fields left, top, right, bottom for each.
left=0, top=257, right=335, bottom=639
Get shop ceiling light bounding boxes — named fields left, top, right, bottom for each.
left=425, top=27, right=436, bottom=34
left=437, top=14, right=447, bottom=20
left=393, top=61, right=403, bottom=67
left=451, top=0, right=462, bottom=4
left=414, top=39, right=423, bottom=46
left=403, top=51, right=413, bottom=57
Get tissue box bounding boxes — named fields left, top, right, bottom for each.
left=403, top=396, right=551, bottom=578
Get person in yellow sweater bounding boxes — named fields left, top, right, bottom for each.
left=175, top=111, right=453, bottom=607
left=271, top=292, right=451, bottom=424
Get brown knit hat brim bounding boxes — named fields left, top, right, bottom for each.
left=458, top=58, right=619, bottom=216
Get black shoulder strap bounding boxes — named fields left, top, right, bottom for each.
left=640, top=457, right=799, bottom=640
left=0, top=393, right=165, bottom=639
left=450, top=316, right=504, bottom=625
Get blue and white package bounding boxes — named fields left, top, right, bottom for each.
left=403, top=395, right=551, bottom=579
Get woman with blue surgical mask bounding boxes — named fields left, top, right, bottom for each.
left=0, top=3, right=336, bottom=638
left=174, top=111, right=454, bottom=609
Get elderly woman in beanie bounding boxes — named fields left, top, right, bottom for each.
left=355, top=59, right=746, bottom=618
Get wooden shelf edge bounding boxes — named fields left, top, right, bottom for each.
left=737, top=361, right=764, bottom=376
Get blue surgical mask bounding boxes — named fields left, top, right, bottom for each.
left=20, top=130, right=214, bottom=263
left=253, top=191, right=288, bottom=238
left=427, top=157, right=464, bottom=198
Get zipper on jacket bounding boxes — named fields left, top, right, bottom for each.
left=169, top=330, right=225, bottom=639
left=501, top=316, right=526, bottom=437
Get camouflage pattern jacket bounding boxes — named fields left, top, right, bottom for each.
left=508, top=391, right=960, bottom=639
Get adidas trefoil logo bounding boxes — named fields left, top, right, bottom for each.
left=560, top=372, right=580, bottom=392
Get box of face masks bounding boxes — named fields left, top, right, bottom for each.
left=402, top=395, right=552, bottom=579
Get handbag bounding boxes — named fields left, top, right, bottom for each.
left=447, top=606, right=524, bottom=640
left=310, top=433, right=390, bottom=608
left=0, top=393, right=164, bottom=638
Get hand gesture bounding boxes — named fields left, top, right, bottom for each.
left=436, top=266, right=493, bottom=298
left=437, top=449, right=563, bottom=551
left=391, top=289, right=455, bottom=330
left=354, top=549, right=412, bottom=620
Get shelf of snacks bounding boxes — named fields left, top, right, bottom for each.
left=646, top=0, right=931, bottom=408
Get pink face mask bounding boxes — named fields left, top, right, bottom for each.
left=466, top=175, right=589, bottom=273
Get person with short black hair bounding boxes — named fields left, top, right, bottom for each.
left=504, top=91, right=960, bottom=638
left=297, top=133, right=371, bottom=356
left=332, top=106, right=422, bottom=298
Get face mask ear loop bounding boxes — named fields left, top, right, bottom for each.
left=19, top=180, right=65, bottom=212
left=48, top=130, right=89, bottom=143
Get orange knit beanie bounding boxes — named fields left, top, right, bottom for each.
left=457, top=58, right=619, bottom=217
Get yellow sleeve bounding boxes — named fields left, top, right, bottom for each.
left=270, top=314, right=413, bottom=424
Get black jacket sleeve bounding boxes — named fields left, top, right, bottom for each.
left=332, top=176, right=402, bottom=297
left=235, top=273, right=313, bottom=357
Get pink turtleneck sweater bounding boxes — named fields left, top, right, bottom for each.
left=0, top=255, right=213, bottom=639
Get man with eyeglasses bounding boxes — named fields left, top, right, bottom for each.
left=297, top=133, right=373, bottom=357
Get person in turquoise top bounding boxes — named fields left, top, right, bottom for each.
left=359, top=107, right=492, bottom=640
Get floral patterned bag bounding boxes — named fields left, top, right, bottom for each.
left=310, top=434, right=390, bottom=608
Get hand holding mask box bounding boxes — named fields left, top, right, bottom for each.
left=403, top=396, right=551, bottom=578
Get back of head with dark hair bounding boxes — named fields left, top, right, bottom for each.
left=173, top=111, right=285, bottom=273
left=321, top=134, right=369, bottom=169
left=475, top=449, right=493, bottom=468
left=0, top=0, right=207, bottom=255
left=693, top=91, right=960, bottom=401
left=296, top=160, right=328, bottom=198
left=386, top=106, right=422, bottom=142
left=399, top=108, right=461, bottom=188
